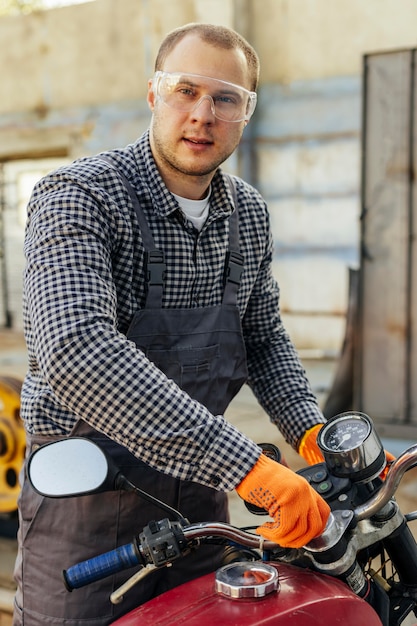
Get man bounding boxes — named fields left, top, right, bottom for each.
left=14, top=23, right=330, bottom=625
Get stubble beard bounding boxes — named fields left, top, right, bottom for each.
left=150, top=116, right=240, bottom=179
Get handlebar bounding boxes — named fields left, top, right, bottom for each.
left=63, top=522, right=275, bottom=591
left=353, top=443, right=417, bottom=521
left=182, top=521, right=277, bottom=550
left=63, top=443, right=417, bottom=592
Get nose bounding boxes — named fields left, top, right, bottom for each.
left=190, top=95, right=216, bottom=120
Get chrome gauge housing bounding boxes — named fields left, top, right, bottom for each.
left=317, top=412, right=386, bottom=483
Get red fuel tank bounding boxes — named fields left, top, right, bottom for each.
left=112, top=562, right=382, bottom=626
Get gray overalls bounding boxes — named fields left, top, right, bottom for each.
left=13, top=169, right=248, bottom=625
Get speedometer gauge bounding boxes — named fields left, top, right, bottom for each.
left=317, top=412, right=386, bottom=482
left=321, top=415, right=371, bottom=452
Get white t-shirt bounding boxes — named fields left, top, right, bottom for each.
left=173, top=187, right=211, bottom=231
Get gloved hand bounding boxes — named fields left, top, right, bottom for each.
left=297, top=424, right=325, bottom=465
left=236, top=453, right=331, bottom=548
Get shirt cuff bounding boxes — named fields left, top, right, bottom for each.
left=190, top=416, right=262, bottom=491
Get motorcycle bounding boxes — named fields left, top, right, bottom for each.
left=27, top=411, right=417, bottom=625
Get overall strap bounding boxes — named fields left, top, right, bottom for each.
left=98, top=156, right=165, bottom=307
left=222, top=174, right=244, bottom=306
left=98, top=158, right=243, bottom=307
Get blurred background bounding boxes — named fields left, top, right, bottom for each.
left=2, top=1, right=417, bottom=432
left=2, top=0, right=417, bottom=437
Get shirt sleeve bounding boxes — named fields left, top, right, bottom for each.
left=22, top=172, right=261, bottom=491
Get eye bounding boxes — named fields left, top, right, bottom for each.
left=215, top=95, right=234, bottom=104
left=213, top=92, right=241, bottom=106
left=175, top=83, right=198, bottom=98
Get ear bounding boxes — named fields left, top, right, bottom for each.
left=147, top=78, right=156, bottom=111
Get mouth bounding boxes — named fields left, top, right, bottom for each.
left=183, top=136, right=214, bottom=146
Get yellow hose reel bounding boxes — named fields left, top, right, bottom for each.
left=0, top=376, right=25, bottom=514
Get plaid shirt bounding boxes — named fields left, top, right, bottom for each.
left=21, top=130, right=323, bottom=491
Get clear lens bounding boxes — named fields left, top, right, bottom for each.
left=153, top=71, right=257, bottom=122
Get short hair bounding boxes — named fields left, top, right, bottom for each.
left=154, top=23, right=260, bottom=91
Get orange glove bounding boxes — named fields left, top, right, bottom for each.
left=380, top=451, right=395, bottom=480
left=385, top=451, right=395, bottom=465
left=298, top=424, right=325, bottom=465
left=236, top=454, right=330, bottom=548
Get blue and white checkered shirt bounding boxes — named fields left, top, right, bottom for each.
left=21, top=130, right=323, bottom=491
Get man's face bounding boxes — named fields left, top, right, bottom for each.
left=147, top=33, right=252, bottom=197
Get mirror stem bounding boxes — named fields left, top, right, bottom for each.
left=114, top=472, right=187, bottom=524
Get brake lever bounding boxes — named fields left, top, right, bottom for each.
left=110, top=563, right=161, bottom=604
left=110, top=517, right=191, bottom=605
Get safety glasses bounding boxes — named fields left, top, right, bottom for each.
left=152, top=71, right=257, bottom=123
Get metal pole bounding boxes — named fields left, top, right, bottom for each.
left=233, top=0, right=257, bottom=185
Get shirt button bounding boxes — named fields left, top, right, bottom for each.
left=210, top=476, right=220, bottom=487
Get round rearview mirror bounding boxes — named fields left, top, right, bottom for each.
left=28, top=438, right=109, bottom=497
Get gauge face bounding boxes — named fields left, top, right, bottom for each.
left=320, top=415, right=371, bottom=452
left=317, top=412, right=385, bottom=481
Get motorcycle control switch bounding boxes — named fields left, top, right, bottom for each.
left=138, top=518, right=190, bottom=567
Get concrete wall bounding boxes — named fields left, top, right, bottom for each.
left=253, top=0, right=417, bottom=82
left=1, top=0, right=416, bottom=350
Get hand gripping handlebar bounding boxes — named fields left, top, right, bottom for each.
left=63, top=445, right=417, bottom=592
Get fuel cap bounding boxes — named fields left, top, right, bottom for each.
left=215, top=562, right=279, bottom=599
